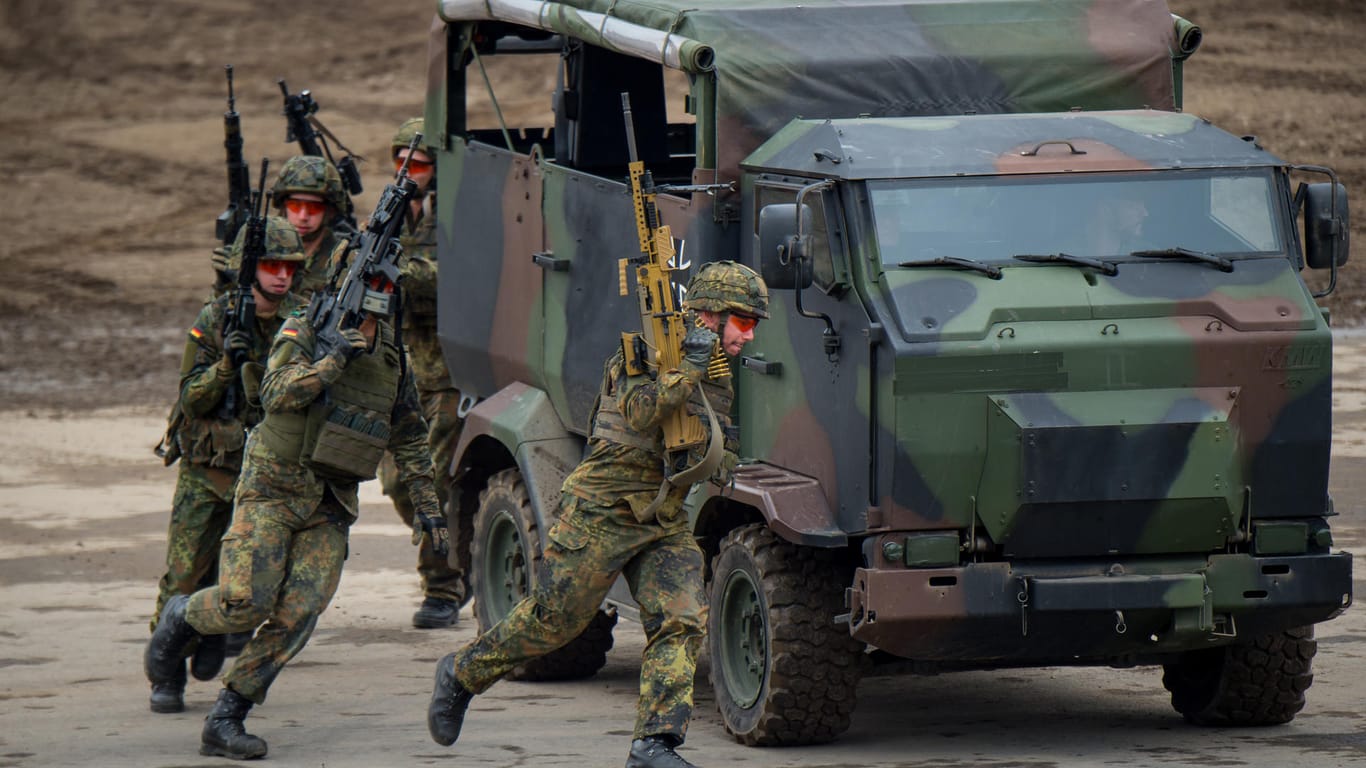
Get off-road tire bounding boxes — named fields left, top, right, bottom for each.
left=470, top=468, right=615, bottom=681
left=708, top=523, right=868, bottom=746
left=1161, top=626, right=1317, bottom=726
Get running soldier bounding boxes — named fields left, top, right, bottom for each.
left=426, top=262, right=769, bottom=768
left=144, top=258, right=449, bottom=759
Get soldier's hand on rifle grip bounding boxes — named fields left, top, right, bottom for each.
left=321, top=326, right=368, bottom=368
left=221, top=330, right=252, bottom=371
left=412, top=507, right=450, bottom=559
left=682, top=325, right=719, bottom=368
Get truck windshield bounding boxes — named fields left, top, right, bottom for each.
left=869, top=169, right=1285, bottom=266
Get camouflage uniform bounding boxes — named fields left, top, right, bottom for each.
left=152, top=293, right=304, bottom=628
left=181, top=313, right=439, bottom=705
left=377, top=117, right=469, bottom=622
left=447, top=262, right=768, bottom=746
left=153, top=218, right=306, bottom=629
left=377, top=202, right=468, bottom=608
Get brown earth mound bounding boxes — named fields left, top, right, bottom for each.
left=0, top=0, right=1361, bottom=411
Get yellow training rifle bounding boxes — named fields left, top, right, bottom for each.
left=617, top=92, right=731, bottom=482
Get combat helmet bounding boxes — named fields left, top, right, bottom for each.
left=222, top=215, right=306, bottom=291
left=392, top=116, right=430, bottom=157
left=270, top=155, right=352, bottom=218
left=683, top=261, right=770, bottom=319
left=226, top=216, right=306, bottom=263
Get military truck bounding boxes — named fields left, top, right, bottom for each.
left=422, top=0, right=1354, bottom=745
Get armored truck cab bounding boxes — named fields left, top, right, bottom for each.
left=425, top=0, right=1352, bottom=746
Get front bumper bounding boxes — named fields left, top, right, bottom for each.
left=845, top=551, right=1352, bottom=662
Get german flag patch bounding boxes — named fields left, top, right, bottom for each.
left=281, top=327, right=299, bottom=338
left=189, top=327, right=205, bottom=340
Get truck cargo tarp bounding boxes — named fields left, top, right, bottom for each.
left=439, top=0, right=1178, bottom=177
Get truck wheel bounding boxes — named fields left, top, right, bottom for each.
left=1161, top=626, right=1317, bottom=726
left=708, top=523, right=867, bottom=746
left=470, top=468, right=615, bottom=681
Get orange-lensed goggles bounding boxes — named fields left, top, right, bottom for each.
left=257, top=260, right=298, bottom=279
left=284, top=198, right=326, bottom=217
left=728, top=313, right=760, bottom=333
left=394, top=156, right=434, bottom=174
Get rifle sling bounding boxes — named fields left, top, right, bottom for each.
left=640, top=386, right=724, bottom=521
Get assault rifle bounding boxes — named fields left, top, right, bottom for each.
left=215, top=64, right=251, bottom=248
left=305, top=135, right=421, bottom=361
left=278, top=78, right=363, bottom=236
left=616, top=93, right=727, bottom=483
left=218, top=159, right=270, bottom=420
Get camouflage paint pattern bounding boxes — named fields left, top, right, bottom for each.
left=426, top=0, right=1349, bottom=672
left=453, top=496, right=706, bottom=740
left=151, top=291, right=302, bottom=628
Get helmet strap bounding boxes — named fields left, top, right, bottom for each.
left=254, top=280, right=289, bottom=305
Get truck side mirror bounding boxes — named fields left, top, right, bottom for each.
left=1302, top=182, right=1350, bottom=269
left=757, top=203, right=814, bottom=290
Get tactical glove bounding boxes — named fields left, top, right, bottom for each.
left=681, top=325, right=719, bottom=368
left=220, top=329, right=252, bottom=371
left=412, top=506, right=451, bottom=559
left=319, top=326, right=369, bottom=367
left=211, top=247, right=237, bottom=291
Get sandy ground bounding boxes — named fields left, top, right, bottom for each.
left=0, top=340, right=1361, bottom=766
left=0, top=0, right=1364, bottom=766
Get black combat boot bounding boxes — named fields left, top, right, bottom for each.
left=412, top=596, right=460, bottom=629
left=201, top=687, right=268, bottom=760
left=427, top=652, right=474, bottom=746
left=625, top=735, right=698, bottom=768
left=148, top=658, right=187, bottom=713
left=145, top=594, right=200, bottom=686
left=191, top=632, right=227, bottom=681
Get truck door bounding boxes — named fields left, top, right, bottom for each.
left=738, top=181, right=872, bottom=529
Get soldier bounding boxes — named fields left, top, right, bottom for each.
left=377, top=116, right=470, bottom=629
left=144, top=260, right=450, bottom=759
left=426, top=262, right=769, bottom=768
left=148, top=217, right=306, bottom=714
left=270, top=154, right=354, bottom=298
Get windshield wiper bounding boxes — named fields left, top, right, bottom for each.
left=897, top=256, right=1002, bottom=280
left=1129, top=247, right=1233, bottom=273
left=1013, top=252, right=1118, bottom=276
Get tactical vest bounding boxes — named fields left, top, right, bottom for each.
left=172, top=298, right=285, bottom=469
left=590, top=354, right=733, bottom=460
left=256, top=320, right=402, bottom=483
